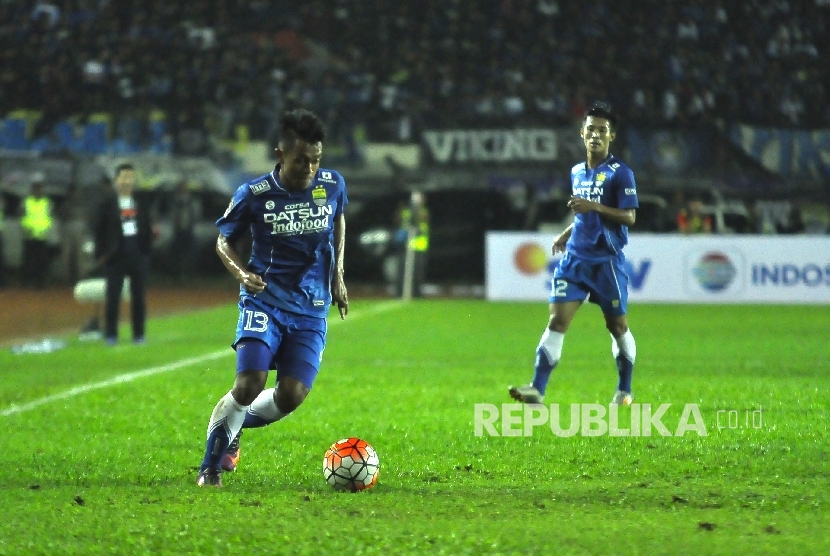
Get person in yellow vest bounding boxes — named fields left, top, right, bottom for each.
left=677, top=196, right=712, bottom=234
left=20, top=180, right=54, bottom=288
left=393, top=191, right=430, bottom=298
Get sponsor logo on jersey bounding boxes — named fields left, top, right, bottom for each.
left=250, top=180, right=271, bottom=195
left=318, top=171, right=337, bottom=183
left=573, top=185, right=604, bottom=202
left=625, top=188, right=636, bottom=195
left=263, top=203, right=334, bottom=236
left=312, top=185, right=328, bottom=207
left=265, top=200, right=275, bottom=210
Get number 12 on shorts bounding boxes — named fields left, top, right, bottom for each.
left=552, top=279, right=568, bottom=297
left=243, top=310, right=268, bottom=332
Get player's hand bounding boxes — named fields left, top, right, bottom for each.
left=552, top=235, right=568, bottom=255
left=567, top=196, right=598, bottom=214
left=331, top=273, right=348, bottom=320
left=238, top=271, right=266, bottom=294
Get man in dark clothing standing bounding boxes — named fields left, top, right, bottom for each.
left=95, top=163, right=154, bottom=345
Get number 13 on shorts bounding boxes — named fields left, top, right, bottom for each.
left=243, top=310, right=269, bottom=332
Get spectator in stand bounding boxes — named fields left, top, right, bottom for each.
left=677, top=196, right=712, bottom=234
left=3, top=0, right=829, bottom=149
left=666, top=190, right=687, bottom=232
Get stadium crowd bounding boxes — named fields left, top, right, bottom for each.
left=1, top=0, right=828, bottom=291
left=1, top=0, right=828, bottom=149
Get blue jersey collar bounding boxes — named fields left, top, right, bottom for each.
left=585, top=153, right=613, bottom=171
left=270, top=166, right=287, bottom=192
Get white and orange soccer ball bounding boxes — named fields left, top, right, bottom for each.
left=323, top=437, right=379, bottom=492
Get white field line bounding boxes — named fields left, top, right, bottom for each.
left=0, top=301, right=402, bottom=417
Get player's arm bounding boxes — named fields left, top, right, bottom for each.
left=216, top=234, right=266, bottom=294
left=331, top=213, right=348, bottom=319
left=567, top=196, right=636, bottom=226
left=552, top=223, right=573, bottom=254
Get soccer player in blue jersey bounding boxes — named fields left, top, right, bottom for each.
left=509, top=101, right=639, bottom=406
left=197, top=109, right=349, bottom=486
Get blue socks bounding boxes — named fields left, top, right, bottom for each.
left=611, top=330, right=637, bottom=393
left=616, top=355, right=634, bottom=392
left=529, top=328, right=637, bottom=398
left=242, top=387, right=288, bottom=429
left=532, top=349, right=555, bottom=395
left=242, top=412, right=272, bottom=428
left=201, top=392, right=248, bottom=472
left=532, top=329, right=564, bottom=396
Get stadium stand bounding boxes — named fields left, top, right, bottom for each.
left=0, top=0, right=828, bottom=285
left=0, top=0, right=828, bottom=150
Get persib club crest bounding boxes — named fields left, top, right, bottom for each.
left=596, top=172, right=607, bottom=183
left=312, top=185, right=327, bottom=207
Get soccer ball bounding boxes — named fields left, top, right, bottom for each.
left=323, top=437, right=379, bottom=492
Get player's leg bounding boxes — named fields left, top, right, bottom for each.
left=103, top=265, right=124, bottom=345
left=220, top=374, right=308, bottom=474
left=220, top=315, right=323, bottom=474
left=238, top=310, right=323, bottom=427
left=220, top=307, right=322, bottom=474
left=606, top=313, right=635, bottom=405
left=242, top=375, right=309, bottom=429
left=538, top=300, right=580, bottom=386
left=198, top=340, right=271, bottom=485
left=245, top=313, right=324, bottom=425
left=198, top=299, right=279, bottom=485
left=509, top=300, right=580, bottom=403
left=510, top=254, right=586, bottom=403
left=593, top=259, right=636, bottom=404
left=216, top=337, right=282, bottom=474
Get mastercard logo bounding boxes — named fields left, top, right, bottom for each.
left=693, top=252, right=736, bottom=292
left=514, top=243, right=548, bottom=275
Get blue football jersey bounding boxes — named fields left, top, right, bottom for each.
left=216, top=166, right=348, bottom=317
left=566, top=155, right=638, bottom=261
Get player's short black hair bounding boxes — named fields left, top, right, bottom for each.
left=583, top=101, right=618, bottom=130
left=280, top=109, right=326, bottom=149
left=114, top=162, right=135, bottom=177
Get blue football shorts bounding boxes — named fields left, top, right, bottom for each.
left=549, top=252, right=629, bottom=316
left=232, top=296, right=327, bottom=389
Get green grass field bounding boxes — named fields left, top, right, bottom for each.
left=0, top=299, right=828, bottom=555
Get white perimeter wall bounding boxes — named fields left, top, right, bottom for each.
left=486, top=232, right=830, bottom=304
